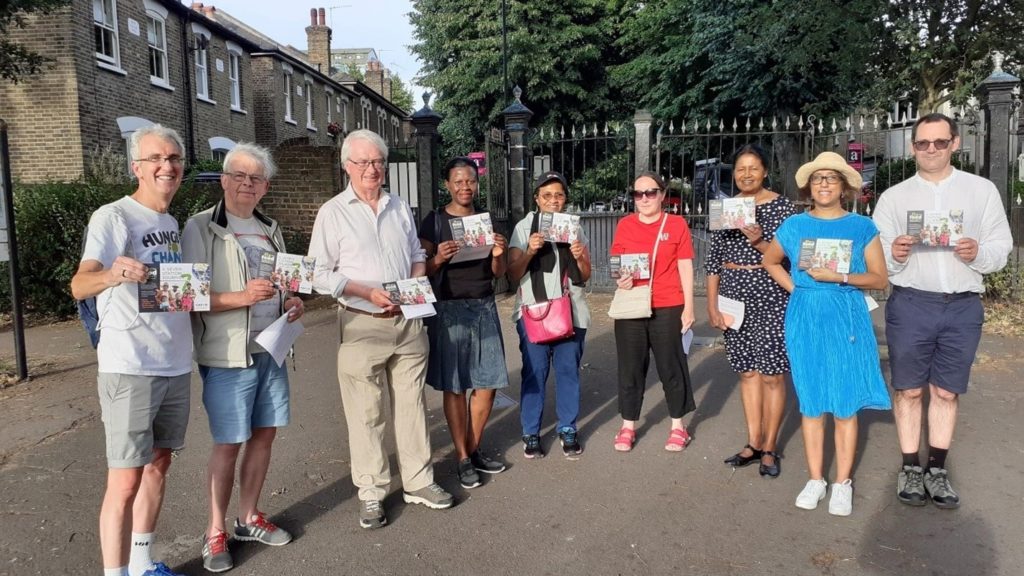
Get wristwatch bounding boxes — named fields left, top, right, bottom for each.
left=840, top=273, right=849, bottom=286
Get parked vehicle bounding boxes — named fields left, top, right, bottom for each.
left=590, top=201, right=608, bottom=212
left=692, top=158, right=736, bottom=210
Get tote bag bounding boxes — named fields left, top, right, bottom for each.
left=608, top=214, right=668, bottom=320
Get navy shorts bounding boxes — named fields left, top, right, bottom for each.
left=885, top=285, right=983, bottom=395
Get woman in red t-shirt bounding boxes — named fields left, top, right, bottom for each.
left=609, top=172, right=697, bottom=452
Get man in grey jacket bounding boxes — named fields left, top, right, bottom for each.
left=182, top=143, right=304, bottom=572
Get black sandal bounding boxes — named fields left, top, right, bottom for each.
left=724, top=444, right=762, bottom=467
left=759, top=451, right=782, bottom=478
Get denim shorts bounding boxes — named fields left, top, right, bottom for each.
left=200, top=352, right=290, bottom=444
left=98, top=372, right=191, bottom=468
left=425, top=297, right=510, bottom=393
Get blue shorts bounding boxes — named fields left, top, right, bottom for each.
left=885, top=285, right=983, bottom=395
left=200, top=352, right=290, bottom=444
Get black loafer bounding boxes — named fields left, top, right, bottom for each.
left=759, top=451, right=781, bottom=478
left=724, top=444, right=762, bottom=467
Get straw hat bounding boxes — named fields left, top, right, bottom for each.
left=795, top=152, right=862, bottom=189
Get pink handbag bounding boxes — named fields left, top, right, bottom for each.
left=520, top=278, right=575, bottom=344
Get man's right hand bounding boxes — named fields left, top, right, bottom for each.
left=244, top=278, right=277, bottom=305
left=110, top=256, right=148, bottom=285
left=891, top=235, right=915, bottom=263
left=368, top=288, right=398, bottom=310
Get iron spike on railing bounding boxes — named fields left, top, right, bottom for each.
left=559, top=125, right=565, bottom=139
left=732, top=118, right=738, bottom=132
left=679, top=120, right=685, bottom=135
left=592, top=123, right=598, bottom=136
left=831, top=118, right=837, bottom=133
left=705, top=118, right=711, bottom=132
left=693, top=118, right=699, bottom=132
left=859, top=116, right=865, bottom=130
left=759, top=117, right=765, bottom=131
left=718, top=119, right=725, bottom=132
left=818, top=118, right=825, bottom=131
left=745, top=117, right=751, bottom=131
left=773, top=117, right=779, bottom=130
left=796, top=116, right=802, bottom=130
left=669, top=120, right=675, bottom=135
left=845, top=117, right=851, bottom=132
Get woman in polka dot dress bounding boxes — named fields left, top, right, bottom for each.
left=706, top=144, right=794, bottom=478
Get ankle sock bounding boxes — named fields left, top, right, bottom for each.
left=927, top=446, right=948, bottom=469
left=902, top=452, right=920, bottom=467
left=104, top=568, right=128, bottom=576
left=127, top=532, right=154, bottom=576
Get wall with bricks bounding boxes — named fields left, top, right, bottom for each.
left=261, top=141, right=343, bottom=239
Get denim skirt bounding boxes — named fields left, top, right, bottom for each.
left=425, top=297, right=510, bottom=393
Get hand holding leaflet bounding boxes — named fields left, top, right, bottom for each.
left=254, top=313, right=305, bottom=367
left=716, top=295, right=745, bottom=330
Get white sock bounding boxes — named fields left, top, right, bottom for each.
left=103, top=568, right=127, bottom=576
left=127, top=532, right=154, bottom=576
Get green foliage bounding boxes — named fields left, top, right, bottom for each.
left=0, top=175, right=219, bottom=318
left=390, top=74, right=415, bottom=114
left=983, top=260, right=1024, bottom=301
left=873, top=154, right=975, bottom=195
left=570, top=151, right=630, bottom=208
left=410, top=0, right=625, bottom=151
left=1, top=0, right=70, bottom=83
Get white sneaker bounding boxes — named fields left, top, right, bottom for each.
left=829, top=479, right=854, bottom=516
left=795, top=478, right=828, bottom=510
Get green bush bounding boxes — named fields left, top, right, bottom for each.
left=983, top=259, right=1024, bottom=301
left=0, top=173, right=219, bottom=319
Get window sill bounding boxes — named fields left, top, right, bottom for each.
left=230, top=106, right=247, bottom=115
left=285, top=118, right=297, bottom=126
left=197, top=95, right=217, bottom=105
left=150, top=79, right=175, bottom=92
left=96, top=61, right=127, bottom=76
left=307, top=125, right=318, bottom=132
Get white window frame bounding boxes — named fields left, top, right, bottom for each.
left=360, top=97, right=371, bottom=130
left=226, top=41, right=243, bottom=111
left=144, top=1, right=170, bottom=88
left=93, top=0, right=122, bottom=72
left=191, top=23, right=213, bottom=103
left=341, top=98, right=349, bottom=132
left=209, top=137, right=236, bottom=164
left=116, top=116, right=155, bottom=176
left=305, top=75, right=316, bottom=131
left=283, top=63, right=295, bottom=123
left=325, top=87, right=334, bottom=124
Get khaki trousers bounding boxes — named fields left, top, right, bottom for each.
left=336, top=309, right=433, bottom=501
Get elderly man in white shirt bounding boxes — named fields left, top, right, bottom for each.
left=309, top=129, right=453, bottom=529
left=873, top=113, right=1012, bottom=511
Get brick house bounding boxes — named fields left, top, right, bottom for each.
left=0, top=1, right=411, bottom=184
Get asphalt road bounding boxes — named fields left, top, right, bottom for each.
left=0, top=294, right=1021, bottom=575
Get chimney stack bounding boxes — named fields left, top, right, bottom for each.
left=305, top=7, right=333, bottom=75
left=364, top=58, right=385, bottom=98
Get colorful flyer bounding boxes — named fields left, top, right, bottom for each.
left=708, top=197, right=756, bottom=230
left=798, top=238, right=853, bottom=274
left=906, top=209, right=964, bottom=247
left=539, top=212, right=581, bottom=244
left=610, top=253, right=651, bottom=279
left=138, top=263, right=211, bottom=312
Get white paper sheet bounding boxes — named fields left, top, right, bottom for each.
left=400, top=303, right=436, bottom=319
left=681, top=329, right=694, bottom=354
left=864, top=295, right=879, bottom=312
left=717, top=295, right=746, bottom=330
left=254, top=313, right=305, bottom=367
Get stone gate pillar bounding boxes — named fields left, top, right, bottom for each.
left=977, top=55, right=1020, bottom=207
left=633, top=109, right=654, bottom=177
left=411, top=93, right=443, bottom=221
left=503, top=86, right=534, bottom=224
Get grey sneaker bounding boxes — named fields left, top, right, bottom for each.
left=795, top=478, right=828, bottom=510
left=359, top=499, right=387, bottom=529
left=457, top=457, right=482, bottom=489
left=403, top=483, right=454, bottom=509
left=897, top=465, right=927, bottom=506
left=828, top=479, right=854, bottom=516
left=923, top=467, right=960, bottom=509
left=201, top=530, right=232, bottom=573
left=470, top=450, right=507, bottom=474
left=233, top=512, right=292, bottom=546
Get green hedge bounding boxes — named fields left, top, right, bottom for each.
left=0, top=174, right=219, bottom=318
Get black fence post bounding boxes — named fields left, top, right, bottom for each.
left=977, top=57, right=1020, bottom=208
left=0, top=120, right=28, bottom=380
left=633, top=109, right=653, bottom=177
left=411, top=94, right=443, bottom=222
left=502, top=86, right=533, bottom=225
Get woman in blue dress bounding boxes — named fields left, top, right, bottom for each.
left=762, top=152, right=891, bottom=517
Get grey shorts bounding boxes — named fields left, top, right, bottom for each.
left=98, top=372, right=191, bottom=468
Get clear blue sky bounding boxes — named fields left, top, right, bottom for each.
left=202, top=1, right=423, bottom=97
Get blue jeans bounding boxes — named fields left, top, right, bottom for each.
left=516, top=320, right=587, bottom=436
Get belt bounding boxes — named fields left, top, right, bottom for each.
left=723, top=263, right=763, bottom=270
left=339, top=303, right=401, bottom=319
left=892, top=285, right=978, bottom=301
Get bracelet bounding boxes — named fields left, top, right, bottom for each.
left=840, top=273, right=849, bottom=286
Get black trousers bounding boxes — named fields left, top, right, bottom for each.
left=614, top=305, right=696, bottom=420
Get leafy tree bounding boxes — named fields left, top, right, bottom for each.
left=390, top=74, right=415, bottom=114
left=1, top=0, right=69, bottom=83
left=869, top=0, right=1024, bottom=112
left=410, top=0, right=625, bottom=153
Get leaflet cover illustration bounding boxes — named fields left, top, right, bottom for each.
left=139, top=263, right=211, bottom=312
left=797, top=238, right=853, bottom=274
left=255, top=251, right=316, bottom=293
left=383, top=276, right=437, bottom=319
left=448, top=212, right=495, bottom=263
left=906, top=209, right=964, bottom=247
left=708, top=197, right=756, bottom=230
left=610, top=253, right=651, bottom=279
left=539, top=212, right=581, bottom=244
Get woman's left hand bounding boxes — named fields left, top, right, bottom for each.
left=806, top=267, right=841, bottom=283
left=681, top=308, right=695, bottom=333
left=285, top=296, right=305, bottom=322
left=615, top=274, right=633, bottom=290
left=740, top=223, right=763, bottom=245
left=569, top=239, right=585, bottom=260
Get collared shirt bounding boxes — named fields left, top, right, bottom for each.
left=309, top=184, right=425, bottom=312
left=873, top=169, right=1012, bottom=293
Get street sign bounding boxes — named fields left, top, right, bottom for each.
left=847, top=143, right=865, bottom=173
left=467, top=151, right=487, bottom=176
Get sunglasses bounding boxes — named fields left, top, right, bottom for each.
left=912, top=138, right=953, bottom=152
left=631, top=188, right=662, bottom=199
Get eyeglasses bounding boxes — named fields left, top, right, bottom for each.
left=912, top=138, right=953, bottom=152
left=227, top=171, right=268, bottom=185
left=134, top=155, right=184, bottom=166
left=347, top=158, right=386, bottom=170
left=809, top=174, right=842, bottom=185
left=631, top=188, right=662, bottom=199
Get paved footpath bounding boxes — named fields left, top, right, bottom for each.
left=0, top=294, right=1021, bottom=575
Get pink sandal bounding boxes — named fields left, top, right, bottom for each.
left=665, top=428, right=692, bottom=452
left=613, top=427, right=636, bottom=452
